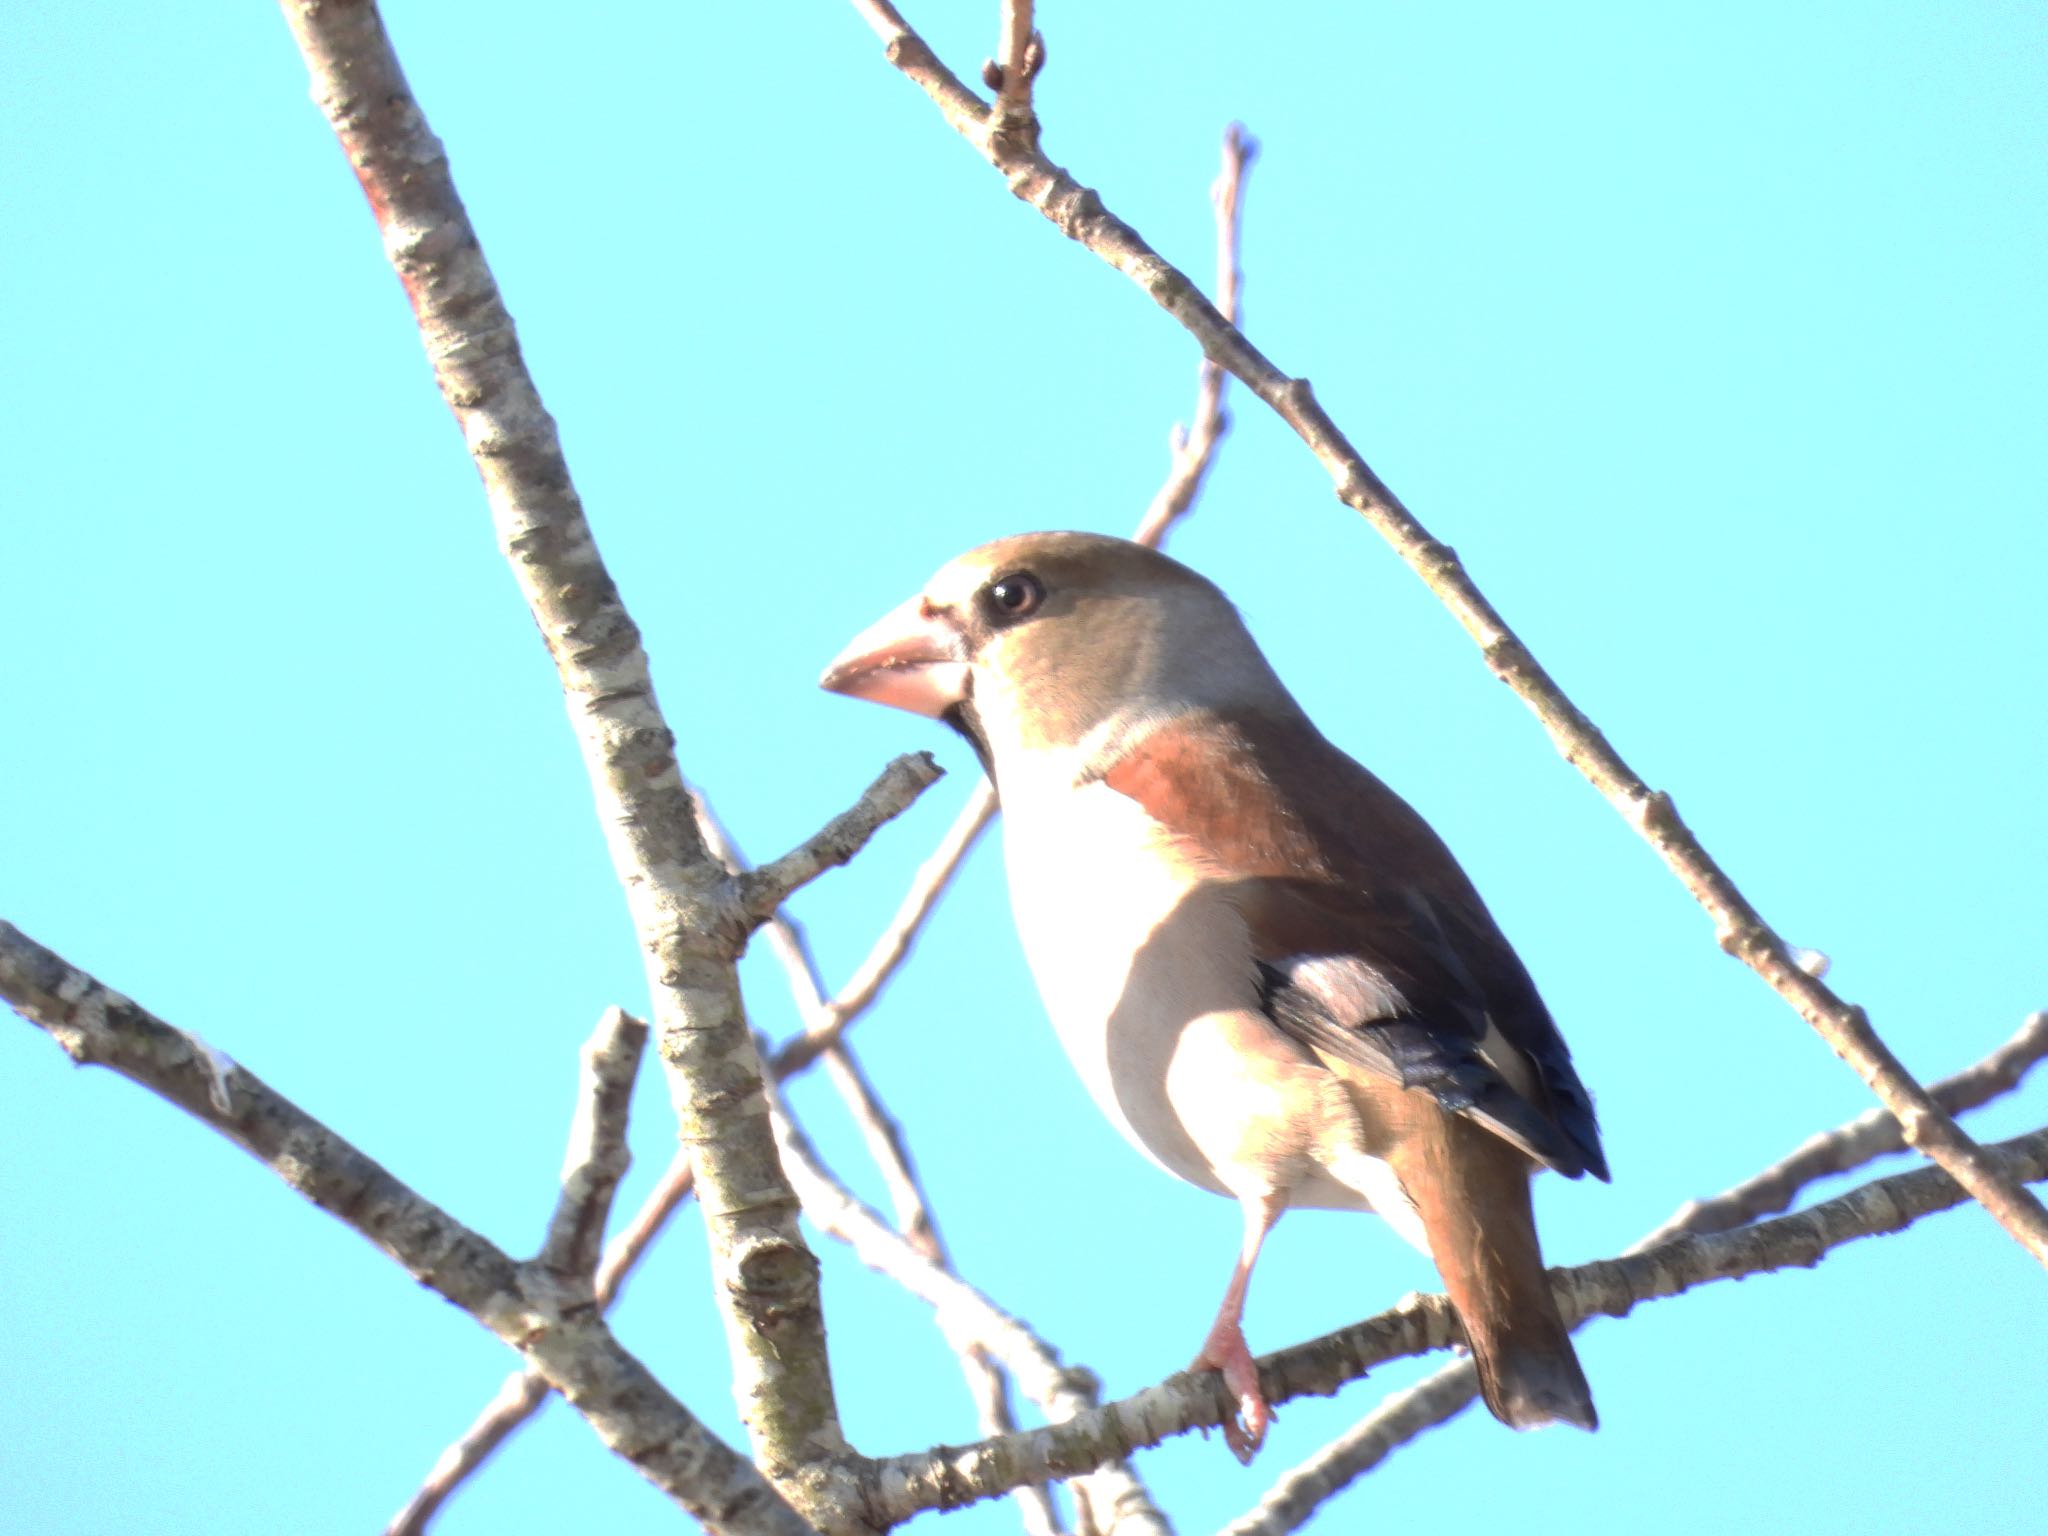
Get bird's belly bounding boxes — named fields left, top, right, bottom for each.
left=1000, top=781, right=1261, bottom=1197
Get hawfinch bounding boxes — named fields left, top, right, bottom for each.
left=822, top=531, right=1605, bottom=1459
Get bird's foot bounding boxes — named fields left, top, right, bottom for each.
left=1192, top=1318, right=1273, bottom=1464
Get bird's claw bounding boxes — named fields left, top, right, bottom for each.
left=1194, top=1327, right=1274, bottom=1463
left=1221, top=1385, right=1271, bottom=1464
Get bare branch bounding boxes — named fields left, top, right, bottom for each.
left=538, top=1007, right=648, bottom=1282
left=0, top=921, right=811, bottom=1536
left=1216, top=1359, right=1482, bottom=1536
left=770, top=779, right=998, bottom=1077
left=1635, top=1010, right=2048, bottom=1251
left=388, top=1370, right=556, bottom=1536
left=599, top=1148, right=701, bottom=1303
left=844, top=2, right=2048, bottom=1266
left=1134, top=123, right=1255, bottom=551
left=770, top=1087, right=1172, bottom=1535
left=862, top=1124, right=2048, bottom=1523
left=817, top=1040, right=1073, bottom=1536
left=394, top=1147, right=701, bottom=1534
left=854, top=0, right=991, bottom=136
left=733, top=753, right=945, bottom=930
left=276, top=1, right=886, bottom=1501
left=985, top=1, right=1041, bottom=136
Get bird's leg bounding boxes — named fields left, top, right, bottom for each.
left=1191, top=1194, right=1281, bottom=1463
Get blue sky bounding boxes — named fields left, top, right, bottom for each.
left=3, top=3, right=2044, bottom=1533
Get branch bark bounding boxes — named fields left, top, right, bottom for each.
left=770, top=780, right=998, bottom=1078
left=538, top=1007, right=648, bottom=1282
left=859, top=1123, right=2048, bottom=1524
left=277, top=5, right=944, bottom=1520
left=390, top=1143, right=702, bottom=1534
left=1133, top=122, right=1254, bottom=551
left=0, top=920, right=811, bottom=1536
left=769, top=1089, right=1173, bottom=1535
left=1633, top=1010, right=2048, bottom=1251
left=842, top=0, right=2048, bottom=1268
left=18, top=898, right=2036, bottom=1531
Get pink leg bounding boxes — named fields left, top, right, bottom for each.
left=1190, top=1195, right=1280, bottom=1463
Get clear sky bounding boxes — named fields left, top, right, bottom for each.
left=4, top=3, right=2044, bottom=1533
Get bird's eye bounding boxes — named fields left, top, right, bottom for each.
left=984, top=570, right=1045, bottom=622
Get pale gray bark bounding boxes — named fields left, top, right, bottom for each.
left=0, top=920, right=812, bottom=1536
left=277, top=5, right=942, bottom=1523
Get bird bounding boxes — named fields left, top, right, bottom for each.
left=820, top=530, right=1606, bottom=1461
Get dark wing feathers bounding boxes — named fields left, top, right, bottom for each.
left=1100, top=709, right=1608, bottom=1182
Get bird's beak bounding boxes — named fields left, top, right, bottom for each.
left=820, top=594, right=970, bottom=719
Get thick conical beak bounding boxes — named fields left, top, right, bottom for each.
left=819, top=594, right=970, bottom=719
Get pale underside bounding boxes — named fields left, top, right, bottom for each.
left=999, top=770, right=1434, bottom=1256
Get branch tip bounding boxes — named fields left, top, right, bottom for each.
left=734, top=751, right=945, bottom=930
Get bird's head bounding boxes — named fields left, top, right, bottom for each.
left=821, top=531, right=1291, bottom=783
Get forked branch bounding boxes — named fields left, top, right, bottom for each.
left=0, top=921, right=810, bottom=1536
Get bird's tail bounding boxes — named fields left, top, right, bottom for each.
left=1391, top=1108, right=1597, bottom=1432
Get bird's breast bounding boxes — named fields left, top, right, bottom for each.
left=999, top=777, right=1258, bottom=1196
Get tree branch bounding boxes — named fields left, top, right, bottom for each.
left=861, top=1124, right=2048, bottom=1523
left=1633, top=1009, right=2048, bottom=1251
left=538, top=1007, right=648, bottom=1282
left=842, top=0, right=2048, bottom=1267
left=984, top=0, right=1041, bottom=140
left=0, top=920, right=811, bottom=1536
left=733, top=753, right=945, bottom=931
left=277, top=3, right=942, bottom=1512
left=769, top=1087, right=1172, bottom=1535
left=1133, top=122, right=1254, bottom=551
left=770, top=780, right=998, bottom=1078
left=1215, top=1357, right=1485, bottom=1536
left=390, top=1146, right=701, bottom=1535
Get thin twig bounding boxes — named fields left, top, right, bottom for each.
left=733, top=753, right=946, bottom=928
left=986, top=0, right=1040, bottom=137
left=1633, top=1010, right=2048, bottom=1251
left=820, top=1040, right=1073, bottom=1536
left=0, top=920, right=811, bottom=1536
left=537, top=1007, right=648, bottom=1281
left=1224, top=1012, right=2048, bottom=1535
left=843, top=0, right=2048, bottom=1266
left=770, top=780, right=999, bottom=1077
left=774, top=119, right=1252, bottom=1086
left=392, top=1148, right=701, bottom=1534
left=768, top=1084, right=1173, bottom=1536
left=388, top=1371, right=557, bottom=1536
left=1134, top=123, right=1255, bottom=550
left=1215, top=1359, right=1484, bottom=1536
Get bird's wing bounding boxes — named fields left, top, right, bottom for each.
left=1097, top=708, right=1607, bottom=1181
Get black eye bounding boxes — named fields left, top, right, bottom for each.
left=983, top=570, right=1045, bottom=622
